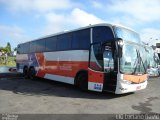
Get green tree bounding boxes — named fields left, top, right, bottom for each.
left=0, top=42, right=12, bottom=55
left=6, top=42, right=11, bottom=53
left=0, top=47, right=6, bottom=53
left=0, top=47, right=3, bottom=51
left=14, top=47, right=17, bottom=51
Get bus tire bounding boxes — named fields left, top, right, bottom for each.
left=23, top=67, right=28, bottom=79
left=76, top=72, right=88, bottom=91
left=28, top=67, right=36, bottom=80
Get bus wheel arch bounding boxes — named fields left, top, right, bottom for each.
left=28, top=66, right=36, bottom=80
left=75, top=70, right=88, bottom=91
left=23, top=66, right=29, bottom=79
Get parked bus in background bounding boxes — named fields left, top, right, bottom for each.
left=16, top=23, right=148, bottom=94
left=155, top=43, right=160, bottom=75
left=145, top=46, right=160, bottom=76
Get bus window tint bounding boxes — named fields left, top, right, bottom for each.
left=23, top=42, right=30, bottom=54
left=17, top=45, right=20, bottom=54
left=36, top=39, right=45, bottom=52
left=57, top=33, right=71, bottom=50
left=72, top=29, right=90, bottom=50
left=46, top=36, right=57, bottom=51
left=18, top=44, right=23, bottom=54
left=30, top=41, right=37, bottom=53
left=93, top=26, right=113, bottom=43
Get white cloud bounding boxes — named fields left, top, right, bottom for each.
left=108, top=16, right=140, bottom=29
left=70, top=8, right=105, bottom=26
left=0, top=0, right=73, bottom=13
left=91, top=1, right=104, bottom=9
left=140, top=28, right=160, bottom=45
left=90, top=0, right=160, bottom=23
left=108, top=0, right=160, bottom=22
left=44, top=13, right=67, bottom=34
left=43, top=8, right=105, bottom=35
left=0, top=25, right=30, bottom=48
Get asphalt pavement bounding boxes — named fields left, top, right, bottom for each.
left=0, top=72, right=159, bottom=114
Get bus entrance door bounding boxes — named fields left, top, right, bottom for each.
left=88, top=43, right=104, bottom=92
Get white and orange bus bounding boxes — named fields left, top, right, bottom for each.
left=16, top=23, right=148, bottom=94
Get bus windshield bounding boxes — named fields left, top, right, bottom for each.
left=114, top=27, right=148, bottom=74
left=114, top=26, right=141, bottom=43
left=120, top=42, right=147, bottom=74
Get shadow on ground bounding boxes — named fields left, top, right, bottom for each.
left=0, top=73, right=133, bottom=100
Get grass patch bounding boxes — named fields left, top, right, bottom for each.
left=0, top=56, right=16, bottom=67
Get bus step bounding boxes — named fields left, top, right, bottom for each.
left=103, top=89, right=115, bottom=93
left=103, top=84, right=116, bottom=92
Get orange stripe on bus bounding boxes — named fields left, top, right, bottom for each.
left=88, top=69, right=104, bottom=83
left=45, top=61, right=88, bottom=77
left=36, top=53, right=89, bottom=78
left=123, top=74, right=148, bottom=83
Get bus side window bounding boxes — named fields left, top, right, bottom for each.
left=20, top=44, right=24, bottom=54
left=45, top=36, right=57, bottom=51
left=30, top=41, right=37, bottom=53
left=17, top=45, right=20, bottom=54
left=93, top=26, right=114, bottom=43
left=72, top=29, right=90, bottom=50
left=23, top=42, right=30, bottom=54
left=36, top=39, right=45, bottom=52
left=57, top=33, right=72, bottom=51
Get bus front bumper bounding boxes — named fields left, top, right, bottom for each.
left=115, top=80, right=148, bottom=94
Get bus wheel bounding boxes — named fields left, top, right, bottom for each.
left=76, top=73, right=88, bottom=91
left=29, top=67, right=36, bottom=80
left=23, top=67, right=28, bottom=79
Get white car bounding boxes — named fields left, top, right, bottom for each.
left=147, top=67, right=159, bottom=77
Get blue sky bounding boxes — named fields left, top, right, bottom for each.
left=0, top=0, right=160, bottom=50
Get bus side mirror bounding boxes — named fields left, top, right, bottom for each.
left=117, top=40, right=123, bottom=58
left=118, top=46, right=122, bottom=58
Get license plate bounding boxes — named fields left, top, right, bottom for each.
left=136, top=86, right=141, bottom=90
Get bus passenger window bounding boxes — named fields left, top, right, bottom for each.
left=72, top=29, right=90, bottom=50
left=45, top=36, right=57, bottom=51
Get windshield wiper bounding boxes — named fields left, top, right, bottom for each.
left=132, top=50, right=146, bottom=75
left=139, top=55, right=146, bottom=74
left=132, top=49, right=139, bottom=75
